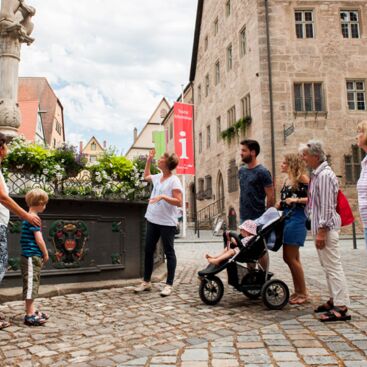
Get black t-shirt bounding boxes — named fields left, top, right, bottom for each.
left=238, top=164, right=273, bottom=221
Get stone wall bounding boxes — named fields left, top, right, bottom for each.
left=192, top=0, right=367, bottom=232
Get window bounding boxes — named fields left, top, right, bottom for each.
left=169, top=122, right=173, bottom=140
left=240, top=26, right=246, bottom=56
left=55, top=121, right=62, bottom=135
left=227, top=159, right=239, bottom=193
left=90, top=155, right=97, bottom=163
left=214, top=17, right=219, bottom=36
left=216, top=116, right=221, bottom=142
left=215, top=61, right=220, bottom=85
left=227, top=105, right=236, bottom=127
left=199, top=132, right=203, bottom=153
left=295, top=10, right=314, bottom=38
left=198, top=84, right=202, bottom=103
left=294, top=82, right=324, bottom=112
left=205, top=175, right=212, bottom=199
left=225, top=0, right=231, bottom=17
left=345, top=145, right=365, bottom=184
left=340, top=10, right=360, bottom=38
left=347, top=80, right=366, bottom=110
left=241, top=94, right=251, bottom=117
left=227, top=44, right=233, bottom=70
left=205, top=74, right=209, bottom=97
left=204, top=35, right=209, bottom=51
left=91, top=142, right=97, bottom=151
left=198, top=178, right=205, bottom=200
left=206, top=125, right=211, bottom=148
left=53, top=138, right=56, bottom=148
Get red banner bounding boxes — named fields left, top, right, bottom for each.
left=174, top=102, right=195, bottom=175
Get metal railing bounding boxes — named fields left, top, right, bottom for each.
left=195, top=197, right=225, bottom=236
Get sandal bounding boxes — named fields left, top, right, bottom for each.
left=0, top=319, right=10, bottom=330
left=24, top=314, right=47, bottom=327
left=319, top=306, right=351, bottom=322
left=314, top=299, right=333, bottom=313
left=35, top=310, right=49, bottom=320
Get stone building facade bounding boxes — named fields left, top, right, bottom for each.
left=190, top=0, right=367, bottom=231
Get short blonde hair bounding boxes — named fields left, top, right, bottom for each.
left=25, top=188, right=49, bottom=207
left=357, top=120, right=367, bottom=146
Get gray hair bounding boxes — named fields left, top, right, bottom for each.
left=299, top=140, right=327, bottom=162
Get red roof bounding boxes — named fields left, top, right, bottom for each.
left=18, top=100, right=39, bottom=141
left=18, top=77, right=64, bottom=145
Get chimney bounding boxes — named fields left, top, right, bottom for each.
left=79, top=141, right=83, bottom=154
left=103, top=140, right=107, bottom=149
left=133, top=127, right=138, bottom=142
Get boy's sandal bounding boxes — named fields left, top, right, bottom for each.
left=35, top=310, right=49, bottom=320
left=24, top=314, right=47, bottom=326
left=314, top=300, right=333, bottom=313
left=319, top=307, right=351, bottom=322
left=0, top=320, right=10, bottom=330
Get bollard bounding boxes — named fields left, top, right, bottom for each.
left=352, top=221, right=357, bottom=249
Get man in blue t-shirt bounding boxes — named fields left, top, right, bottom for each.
left=238, top=139, right=274, bottom=223
left=238, top=139, right=275, bottom=270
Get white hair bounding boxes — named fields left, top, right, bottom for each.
left=299, top=140, right=327, bottom=162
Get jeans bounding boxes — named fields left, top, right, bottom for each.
left=0, top=225, right=8, bottom=283
left=364, top=227, right=367, bottom=250
left=144, top=221, right=177, bottom=286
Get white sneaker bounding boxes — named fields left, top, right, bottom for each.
left=160, top=285, right=173, bottom=297
left=134, top=281, right=152, bottom=293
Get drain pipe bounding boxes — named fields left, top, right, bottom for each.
left=265, top=0, right=276, bottom=185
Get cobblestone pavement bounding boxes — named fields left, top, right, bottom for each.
left=0, top=237, right=366, bottom=367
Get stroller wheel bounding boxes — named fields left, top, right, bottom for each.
left=199, top=276, right=224, bottom=305
left=261, top=279, right=289, bottom=310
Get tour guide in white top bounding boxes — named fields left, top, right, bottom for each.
left=301, top=140, right=351, bottom=322
left=134, top=149, right=183, bottom=297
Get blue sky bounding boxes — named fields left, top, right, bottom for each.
left=20, top=0, right=197, bottom=154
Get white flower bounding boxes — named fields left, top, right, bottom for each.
left=43, top=169, right=49, bottom=174
left=96, top=176, right=102, bottom=183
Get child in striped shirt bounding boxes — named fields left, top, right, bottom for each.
left=20, top=189, right=49, bottom=326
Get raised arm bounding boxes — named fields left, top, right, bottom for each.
left=144, top=149, right=155, bottom=182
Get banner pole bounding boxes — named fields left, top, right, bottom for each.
left=181, top=84, right=187, bottom=238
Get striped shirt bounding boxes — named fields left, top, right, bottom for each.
left=357, top=156, right=367, bottom=227
left=306, top=161, right=341, bottom=236
left=20, top=221, right=42, bottom=257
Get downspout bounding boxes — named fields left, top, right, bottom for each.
left=264, top=0, right=276, bottom=184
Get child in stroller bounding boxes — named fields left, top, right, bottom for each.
left=198, top=207, right=290, bottom=310
left=205, top=220, right=257, bottom=266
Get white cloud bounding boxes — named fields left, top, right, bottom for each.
left=19, top=0, right=197, bottom=151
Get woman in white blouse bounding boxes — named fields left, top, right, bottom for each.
left=356, top=120, right=367, bottom=249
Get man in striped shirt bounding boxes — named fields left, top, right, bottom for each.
left=300, top=140, right=351, bottom=322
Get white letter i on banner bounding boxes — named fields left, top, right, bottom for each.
left=179, top=131, right=188, bottom=159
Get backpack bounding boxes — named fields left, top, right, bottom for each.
left=336, top=190, right=354, bottom=227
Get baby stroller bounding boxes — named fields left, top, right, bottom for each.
left=198, top=208, right=290, bottom=310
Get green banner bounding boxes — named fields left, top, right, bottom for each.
left=152, top=131, right=166, bottom=159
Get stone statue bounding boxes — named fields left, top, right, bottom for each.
left=0, top=0, right=36, bottom=44
left=0, top=0, right=35, bottom=136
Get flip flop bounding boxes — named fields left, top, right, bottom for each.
left=319, top=307, right=351, bottom=322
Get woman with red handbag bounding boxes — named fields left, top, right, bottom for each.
left=356, top=120, right=367, bottom=249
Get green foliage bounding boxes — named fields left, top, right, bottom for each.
left=221, top=116, right=252, bottom=143
left=53, top=144, right=87, bottom=178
